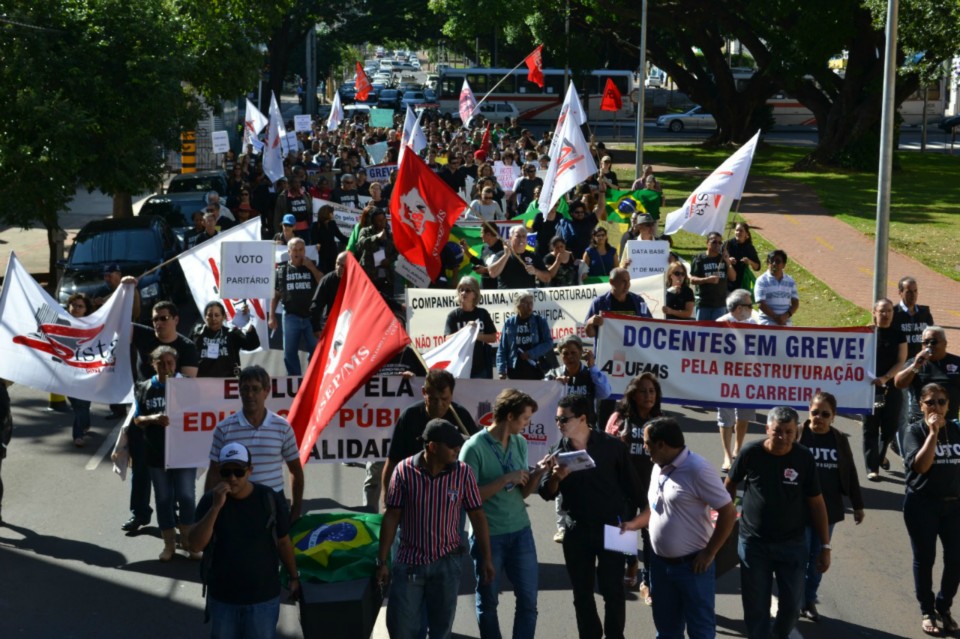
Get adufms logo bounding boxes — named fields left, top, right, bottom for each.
left=12, top=304, right=118, bottom=370
left=600, top=350, right=669, bottom=379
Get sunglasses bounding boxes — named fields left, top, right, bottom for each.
left=810, top=410, right=833, bottom=418
left=219, top=467, right=247, bottom=478
left=555, top=415, right=574, bottom=424
left=923, top=398, right=949, bottom=407
left=152, top=315, right=173, bottom=323
left=923, top=339, right=940, bottom=346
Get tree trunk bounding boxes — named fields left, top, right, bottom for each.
left=41, top=209, right=63, bottom=296
left=112, top=193, right=133, bottom=219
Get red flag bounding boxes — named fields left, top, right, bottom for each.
left=600, top=78, right=622, bottom=112
left=524, top=45, right=544, bottom=88
left=355, top=62, right=372, bottom=101
left=287, top=253, right=410, bottom=465
left=390, top=150, right=467, bottom=280
left=479, top=122, right=492, bottom=156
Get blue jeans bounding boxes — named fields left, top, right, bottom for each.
left=126, top=426, right=153, bottom=522
left=903, top=490, right=960, bottom=616
left=695, top=305, right=726, bottom=321
left=470, top=527, right=539, bottom=639
left=387, top=553, right=462, bottom=639
left=207, top=594, right=280, bottom=638
left=68, top=397, right=90, bottom=440
left=803, top=523, right=835, bottom=606
left=148, top=467, right=197, bottom=530
left=738, top=535, right=806, bottom=639
left=281, top=312, right=317, bottom=376
left=649, top=553, right=716, bottom=639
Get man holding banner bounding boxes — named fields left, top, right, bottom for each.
left=584, top=268, right=653, bottom=340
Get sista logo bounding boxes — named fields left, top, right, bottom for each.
left=12, top=304, right=118, bottom=370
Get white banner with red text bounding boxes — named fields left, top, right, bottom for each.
left=404, top=276, right=665, bottom=353
left=164, top=376, right=563, bottom=469
left=594, top=315, right=876, bottom=414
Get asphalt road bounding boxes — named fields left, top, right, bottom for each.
left=0, top=380, right=936, bottom=639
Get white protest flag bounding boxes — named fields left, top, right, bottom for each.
left=459, top=79, right=478, bottom=125
left=176, top=219, right=268, bottom=350
left=537, top=91, right=598, bottom=213
left=421, top=322, right=479, bottom=378
left=326, top=91, right=344, bottom=132
left=263, top=92, right=286, bottom=184
left=0, top=253, right=135, bottom=403
left=243, top=98, right=268, bottom=150
left=398, top=105, right=427, bottom=166
left=663, top=130, right=761, bottom=236
left=548, top=82, right=588, bottom=157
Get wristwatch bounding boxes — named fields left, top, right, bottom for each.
left=821, top=544, right=832, bottom=551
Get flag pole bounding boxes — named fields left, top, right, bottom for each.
left=472, top=57, right=528, bottom=115
left=407, top=346, right=471, bottom=436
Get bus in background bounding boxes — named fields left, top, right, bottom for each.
left=437, top=67, right=637, bottom=122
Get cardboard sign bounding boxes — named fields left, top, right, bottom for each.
left=370, top=108, right=394, bottom=128
left=294, top=114, right=313, bottom=133
left=395, top=255, right=431, bottom=287
left=219, top=241, right=276, bottom=299
left=211, top=130, right=230, bottom=154
left=494, top=161, right=519, bottom=191
left=625, top=240, right=670, bottom=278
left=281, top=131, right=299, bottom=156
left=366, top=164, right=396, bottom=184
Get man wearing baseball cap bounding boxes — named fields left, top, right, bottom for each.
left=191, top=441, right=301, bottom=636
left=377, top=419, right=495, bottom=639
left=94, top=263, right=140, bottom=321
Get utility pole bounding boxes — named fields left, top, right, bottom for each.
left=634, top=0, right=648, bottom=181
left=873, top=0, right=899, bottom=304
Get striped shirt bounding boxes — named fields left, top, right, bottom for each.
left=386, top=452, right=483, bottom=566
left=209, top=410, right=298, bottom=493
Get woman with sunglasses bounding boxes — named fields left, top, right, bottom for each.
left=663, top=262, right=694, bottom=320
left=191, top=301, right=260, bottom=379
left=798, top=391, right=864, bottom=622
left=66, top=293, right=95, bottom=447
left=902, top=383, right=960, bottom=636
left=863, top=299, right=907, bottom=481
left=444, top=277, right=497, bottom=379
left=582, top=227, right=618, bottom=279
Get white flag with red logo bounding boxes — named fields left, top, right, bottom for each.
left=175, top=218, right=268, bottom=349
left=459, top=79, right=478, bottom=124
left=547, top=82, right=587, bottom=157
left=398, top=105, right=427, bottom=166
left=263, top=92, right=286, bottom=183
left=390, top=150, right=467, bottom=280
left=663, top=130, right=760, bottom=236
left=326, top=91, right=344, bottom=132
left=0, top=252, right=135, bottom=402
left=287, top=252, right=411, bottom=465
left=243, top=98, right=268, bottom=150
left=538, top=93, right=597, bottom=213
left=422, top=322, right=479, bottom=378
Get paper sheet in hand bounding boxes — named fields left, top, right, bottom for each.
left=604, top=525, right=638, bottom=555
left=556, top=450, right=596, bottom=472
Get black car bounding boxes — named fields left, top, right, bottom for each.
left=378, top=89, right=401, bottom=110
left=338, top=85, right=357, bottom=105
left=138, top=192, right=208, bottom=245
left=166, top=169, right=228, bottom=197
left=56, top=216, right=185, bottom=323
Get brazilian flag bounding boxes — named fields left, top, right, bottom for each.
left=289, top=512, right=383, bottom=583
left=449, top=224, right=485, bottom=281
left=605, top=188, right=662, bottom=220
left=516, top=198, right=570, bottom=226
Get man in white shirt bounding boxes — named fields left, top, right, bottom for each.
left=755, top=249, right=799, bottom=325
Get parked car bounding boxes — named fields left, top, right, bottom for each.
left=378, top=89, right=402, bottom=110
left=401, top=91, right=429, bottom=110
left=138, top=192, right=208, bottom=245
left=56, top=216, right=185, bottom=323
left=468, top=101, right=520, bottom=125
left=939, top=115, right=960, bottom=132
left=166, top=169, right=227, bottom=196
left=656, top=106, right=716, bottom=132
left=337, top=85, right=357, bottom=104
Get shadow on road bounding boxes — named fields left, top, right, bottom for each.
left=0, top=521, right=126, bottom=567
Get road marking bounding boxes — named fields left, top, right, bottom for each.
left=86, top=419, right=126, bottom=471
left=857, top=266, right=873, bottom=276
left=783, top=214, right=799, bottom=226
left=949, top=309, right=960, bottom=318
left=814, top=236, right=834, bottom=250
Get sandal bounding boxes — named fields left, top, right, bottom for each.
left=940, top=611, right=958, bottom=633
left=639, top=582, right=652, bottom=606
left=922, top=614, right=941, bottom=636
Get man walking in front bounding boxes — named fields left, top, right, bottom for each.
left=621, top=417, right=737, bottom=639
left=725, top=406, right=831, bottom=639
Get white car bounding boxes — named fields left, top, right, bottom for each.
left=468, top=101, right=520, bottom=125
left=656, top=106, right=716, bottom=132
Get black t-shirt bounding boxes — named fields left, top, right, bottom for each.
left=618, top=415, right=655, bottom=500
left=729, top=440, right=822, bottom=542
left=544, top=253, right=579, bottom=287
left=276, top=262, right=318, bottom=317
left=193, top=326, right=260, bottom=378
left=609, top=295, right=638, bottom=315
left=387, top=402, right=478, bottom=463
left=494, top=250, right=546, bottom=289
left=907, top=353, right=960, bottom=421
left=799, top=428, right=844, bottom=523
left=875, top=326, right=906, bottom=387
left=132, top=325, right=199, bottom=382
left=444, top=307, right=496, bottom=377
left=195, top=484, right=291, bottom=605
left=691, top=253, right=729, bottom=308
left=134, top=378, right=168, bottom=468
left=665, top=286, right=694, bottom=320
left=893, top=305, right=935, bottom=358
left=903, top=419, right=960, bottom=499
left=723, top=239, right=760, bottom=290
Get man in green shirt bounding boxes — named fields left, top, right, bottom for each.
left=460, top=389, right=553, bottom=639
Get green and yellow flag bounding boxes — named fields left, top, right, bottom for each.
left=289, top=512, right=383, bottom=583
left=605, top=188, right=661, bottom=220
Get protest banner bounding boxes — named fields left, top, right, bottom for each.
left=312, top=197, right=362, bottom=236
left=594, top=315, right=876, bottom=413
left=282, top=131, right=299, bottom=156
left=493, top=162, right=519, bottom=191
left=293, top=114, right=313, bottom=133
left=211, top=131, right=230, bottom=154
left=404, top=276, right=664, bottom=353
left=370, top=108, right=394, bottom=128
left=165, top=376, right=562, bottom=468
left=219, top=241, right=275, bottom=299
left=366, top=164, right=396, bottom=184
left=624, top=240, right=670, bottom=278
left=364, top=141, right=388, bottom=164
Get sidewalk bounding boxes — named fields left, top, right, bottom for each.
left=732, top=174, right=960, bottom=345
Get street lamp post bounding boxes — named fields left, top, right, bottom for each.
left=634, top=0, right=648, bottom=181
left=873, top=0, right=899, bottom=304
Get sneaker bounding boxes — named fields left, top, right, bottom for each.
left=553, top=528, right=565, bottom=543
left=802, top=602, right=820, bottom=622
left=121, top=516, right=150, bottom=532
left=73, top=438, right=85, bottom=448
left=867, top=472, right=881, bottom=482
